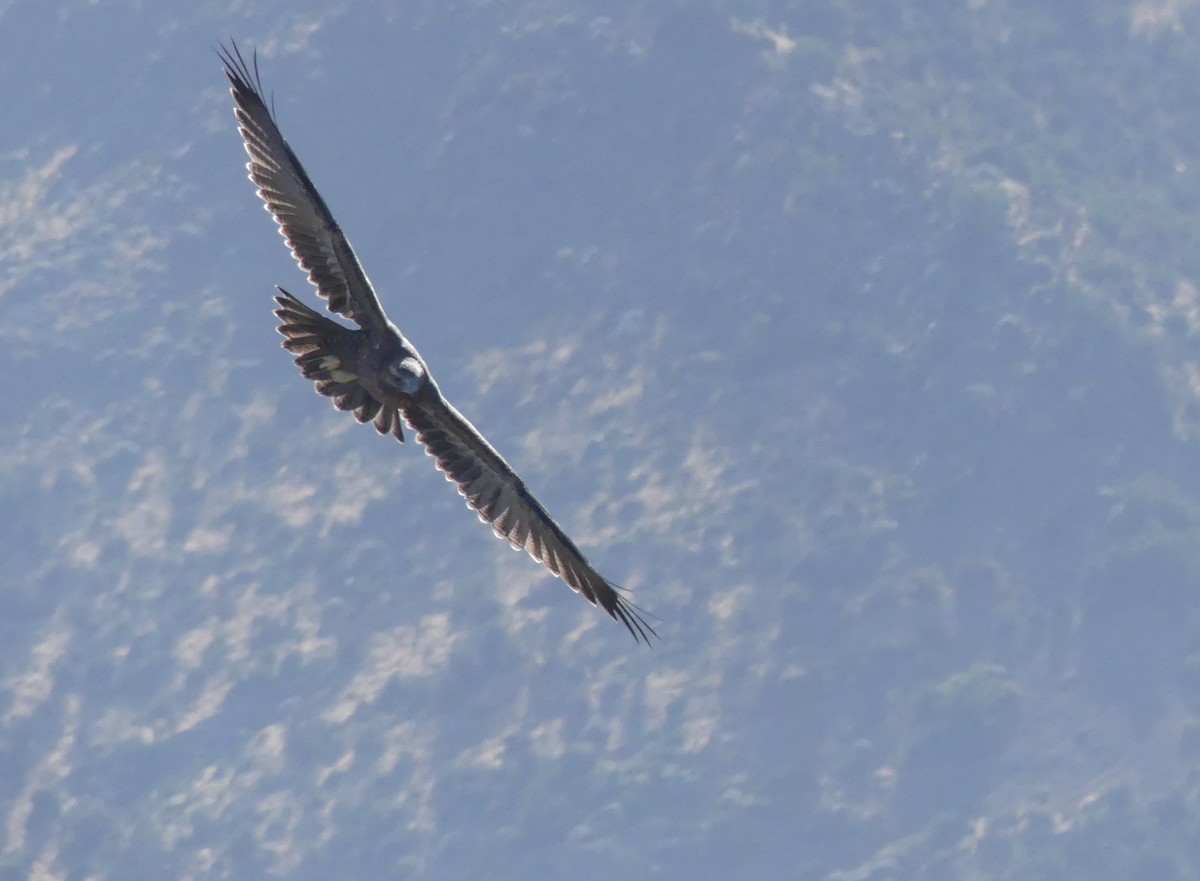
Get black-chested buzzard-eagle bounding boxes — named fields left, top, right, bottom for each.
left=219, top=42, right=654, bottom=644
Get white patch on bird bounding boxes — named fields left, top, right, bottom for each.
left=387, top=357, right=424, bottom=394
left=330, top=369, right=357, bottom=382
left=319, top=355, right=341, bottom=369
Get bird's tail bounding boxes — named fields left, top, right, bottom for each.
left=273, top=287, right=405, bottom=441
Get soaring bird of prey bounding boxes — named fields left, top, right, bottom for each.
left=219, top=42, right=654, bottom=644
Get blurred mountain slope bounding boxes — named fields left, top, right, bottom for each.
left=4, top=2, right=1200, bottom=879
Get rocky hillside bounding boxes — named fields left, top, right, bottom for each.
left=3, top=2, right=1200, bottom=878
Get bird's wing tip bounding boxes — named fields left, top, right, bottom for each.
left=607, top=593, right=660, bottom=647
left=216, top=38, right=273, bottom=115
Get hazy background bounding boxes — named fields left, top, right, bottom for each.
left=5, top=1, right=1200, bottom=878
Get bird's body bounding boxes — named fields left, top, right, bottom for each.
left=219, top=42, right=654, bottom=643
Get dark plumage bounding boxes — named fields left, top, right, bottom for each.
left=219, top=41, right=655, bottom=644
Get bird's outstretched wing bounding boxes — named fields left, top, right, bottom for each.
left=219, top=41, right=389, bottom=330
left=404, top=396, right=657, bottom=644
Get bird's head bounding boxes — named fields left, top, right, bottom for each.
left=386, top=356, right=426, bottom=395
